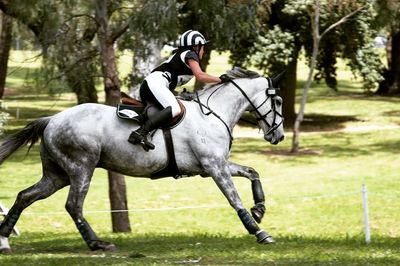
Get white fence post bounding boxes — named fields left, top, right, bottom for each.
left=362, top=184, right=371, bottom=244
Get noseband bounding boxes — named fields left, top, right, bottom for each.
left=230, top=78, right=284, bottom=136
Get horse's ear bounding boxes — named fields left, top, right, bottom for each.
left=271, top=70, right=286, bottom=86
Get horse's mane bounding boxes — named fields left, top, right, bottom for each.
left=202, top=67, right=261, bottom=91
left=224, top=67, right=261, bottom=79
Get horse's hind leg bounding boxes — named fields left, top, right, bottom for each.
left=64, top=168, right=116, bottom=251
left=0, top=154, right=69, bottom=252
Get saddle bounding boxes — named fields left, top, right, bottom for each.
left=117, top=92, right=186, bottom=178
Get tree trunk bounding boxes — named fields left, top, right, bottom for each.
left=130, top=39, right=162, bottom=96
left=64, top=61, right=98, bottom=104
left=292, top=41, right=319, bottom=153
left=292, top=2, right=321, bottom=153
left=389, top=31, right=400, bottom=93
left=377, top=31, right=400, bottom=95
left=108, top=171, right=131, bottom=232
left=95, top=0, right=131, bottom=233
left=279, top=46, right=299, bottom=125
left=0, top=11, right=12, bottom=99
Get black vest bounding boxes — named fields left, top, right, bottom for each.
left=152, top=49, right=200, bottom=91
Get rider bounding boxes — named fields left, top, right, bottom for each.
left=128, top=30, right=231, bottom=151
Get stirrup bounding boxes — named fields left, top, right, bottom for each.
left=128, top=131, right=155, bottom=151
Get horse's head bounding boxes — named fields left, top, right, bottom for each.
left=222, top=67, right=285, bottom=145
left=250, top=75, right=285, bottom=145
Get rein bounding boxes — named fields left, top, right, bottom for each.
left=195, top=89, right=234, bottom=148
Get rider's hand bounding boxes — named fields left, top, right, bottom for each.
left=219, top=74, right=231, bottom=83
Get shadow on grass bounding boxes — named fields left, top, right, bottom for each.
left=2, top=233, right=399, bottom=265
left=239, top=112, right=359, bottom=132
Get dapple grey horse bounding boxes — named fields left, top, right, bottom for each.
left=0, top=68, right=284, bottom=252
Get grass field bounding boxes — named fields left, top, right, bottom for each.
left=0, top=51, right=399, bottom=265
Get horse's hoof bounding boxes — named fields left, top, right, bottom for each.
left=89, top=240, right=117, bottom=251
left=0, top=247, right=12, bottom=254
left=256, top=230, right=275, bottom=244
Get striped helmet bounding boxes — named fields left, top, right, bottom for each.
left=179, top=30, right=208, bottom=47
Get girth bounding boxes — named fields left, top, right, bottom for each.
left=150, top=128, right=181, bottom=179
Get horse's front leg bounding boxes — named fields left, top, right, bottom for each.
left=203, top=159, right=274, bottom=244
left=227, top=162, right=266, bottom=224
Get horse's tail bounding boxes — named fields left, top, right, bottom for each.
left=0, top=117, right=51, bottom=164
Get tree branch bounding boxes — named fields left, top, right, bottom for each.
left=320, top=4, right=368, bottom=39
left=0, top=0, right=42, bottom=38
left=110, top=16, right=133, bottom=43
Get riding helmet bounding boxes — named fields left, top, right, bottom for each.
left=179, top=30, right=208, bottom=47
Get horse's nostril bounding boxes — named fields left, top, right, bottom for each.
left=280, top=135, right=285, bottom=141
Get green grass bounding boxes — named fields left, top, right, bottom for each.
left=0, top=51, right=399, bottom=265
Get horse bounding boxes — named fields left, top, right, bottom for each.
left=0, top=67, right=284, bottom=252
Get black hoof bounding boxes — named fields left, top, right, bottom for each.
left=89, top=240, right=117, bottom=251
left=251, top=204, right=265, bottom=223
left=256, top=230, right=275, bottom=244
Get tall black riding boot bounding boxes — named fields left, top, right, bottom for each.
left=128, top=107, right=173, bottom=151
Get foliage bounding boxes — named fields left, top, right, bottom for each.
left=250, top=0, right=383, bottom=92
left=251, top=25, right=295, bottom=74
left=374, top=0, right=400, bottom=31
left=177, top=0, right=259, bottom=52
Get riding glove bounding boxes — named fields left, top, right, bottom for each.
left=219, top=74, right=231, bottom=83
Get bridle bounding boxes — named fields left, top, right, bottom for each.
left=230, top=78, right=284, bottom=136
left=194, top=77, right=284, bottom=147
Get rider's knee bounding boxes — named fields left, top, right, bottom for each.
left=170, top=103, right=181, bottom=117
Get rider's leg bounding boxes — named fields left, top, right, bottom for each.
left=128, top=106, right=173, bottom=150
left=128, top=75, right=180, bottom=150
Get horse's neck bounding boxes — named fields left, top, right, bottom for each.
left=198, top=80, right=255, bottom=129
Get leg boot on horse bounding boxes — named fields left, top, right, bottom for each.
left=128, top=106, right=173, bottom=151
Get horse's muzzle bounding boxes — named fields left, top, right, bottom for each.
left=265, top=133, right=284, bottom=145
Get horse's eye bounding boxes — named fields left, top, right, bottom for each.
left=274, top=97, right=282, bottom=107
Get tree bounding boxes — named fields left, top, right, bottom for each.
left=177, top=0, right=259, bottom=89
left=250, top=0, right=382, bottom=124
left=375, top=0, right=400, bottom=95
left=0, top=0, right=132, bottom=232
left=0, top=10, right=12, bottom=99
left=291, top=1, right=367, bottom=153
left=95, top=0, right=131, bottom=232
left=120, top=0, right=178, bottom=91
left=0, top=0, right=99, bottom=103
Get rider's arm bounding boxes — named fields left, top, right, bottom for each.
left=188, top=59, right=222, bottom=84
